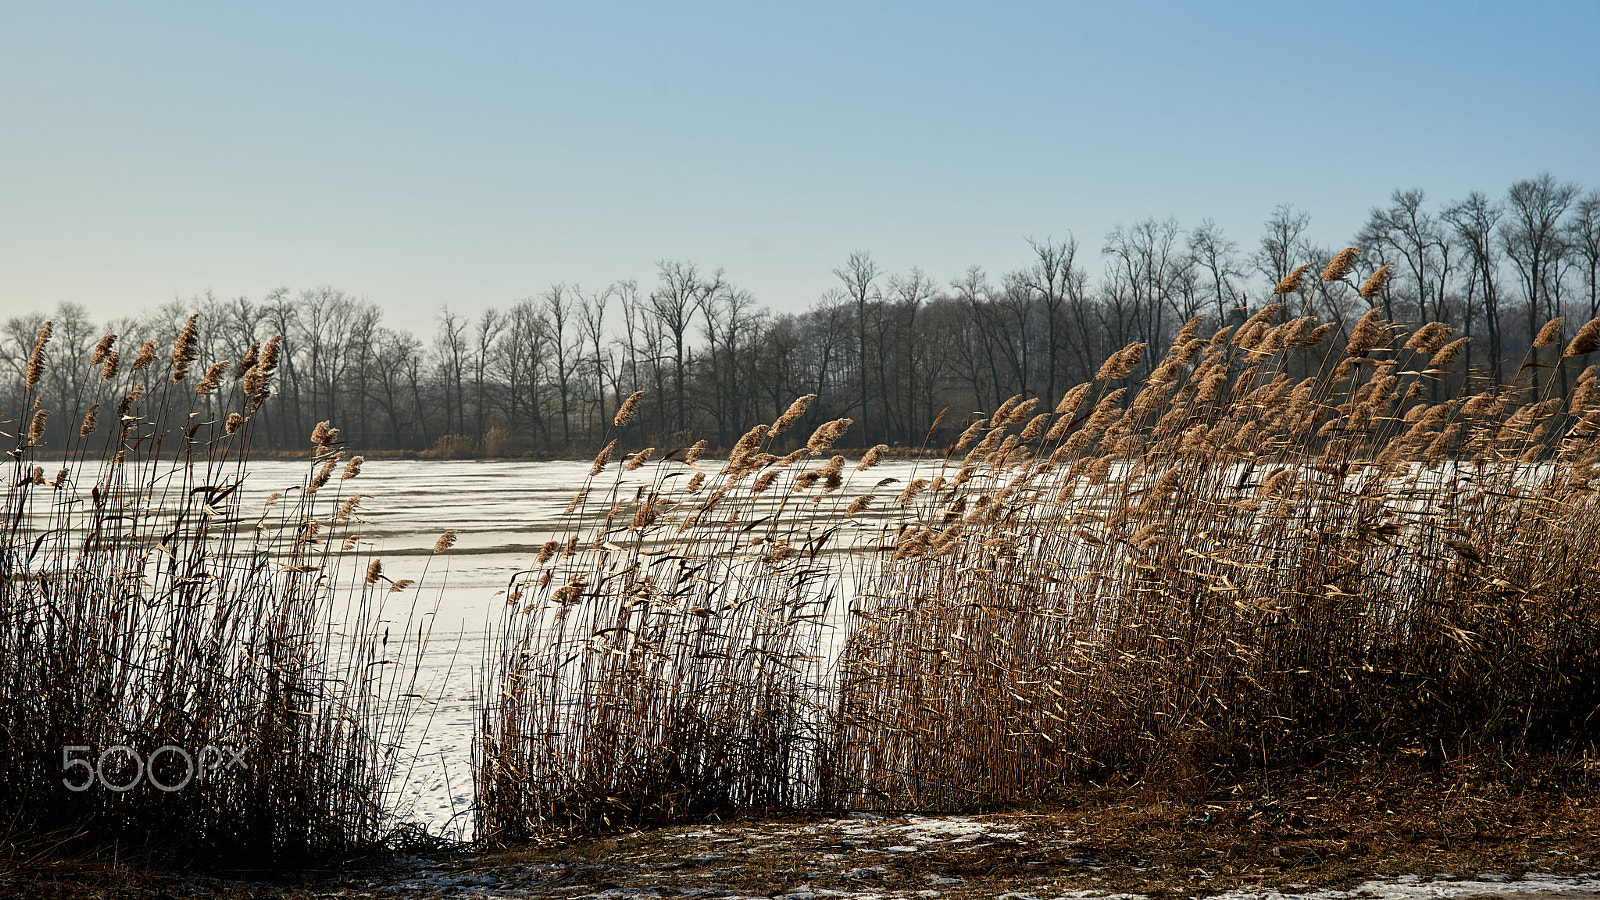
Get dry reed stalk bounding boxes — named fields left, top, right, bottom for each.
left=195, top=360, right=228, bottom=394
left=235, top=339, right=259, bottom=377
left=1345, top=308, right=1388, bottom=356
left=590, top=439, right=617, bottom=476
left=131, top=338, right=157, bottom=371
left=89, top=332, right=116, bottom=365
left=472, top=309, right=1600, bottom=840
left=3, top=321, right=441, bottom=865
left=824, top=306, right=1600, bottom=813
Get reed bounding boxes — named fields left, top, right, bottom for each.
left=829, top=306, right=1600, bottom=808
left=475, top=414, right=882, bottom=838
left=1, top=320, right=437, bottom=865
left=477, top=284, right=1600, bottom=838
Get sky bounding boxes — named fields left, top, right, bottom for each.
left=3, top=1, right=1598, bottom=337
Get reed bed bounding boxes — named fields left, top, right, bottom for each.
left=832, top=303, right=1600, bottom=808
left=475, top=396, right=880, bottom=838
left=1, top=321, right=440, bottom=865
left=479, top=276, right=1600, bottom=837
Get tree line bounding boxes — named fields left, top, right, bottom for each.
left=6, top=173, right=1598, bottom=456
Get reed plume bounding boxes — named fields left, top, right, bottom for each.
left=171, top=313, right=199, bottom=381
left=1534, top=318, right=1565, bottom=348
left=1566, top=318, right=1600, bottom=357
left=614, top=390, right=645, bottom=427
left=1095, top=342, right=1146, bottom=381
left=590, top=440, right=616, bottom=475
left=195, top=361, right=228, bottom=395
left=131, top=338, right=158, bottom=371
left=1273, top=263, right=1313, bottom=295
left=1321, top=247, right=1360, bottom=282
left=772, top=393, right=815, bottom=433
left=90, top=333, right=116, bottom=365
left=1345, top=308, right=1388, bottom=357
left=25, top=320, right=50, bottom=389
left=1359, top=263, right=1394, bottom=299
left=1404, top=322, right=1453, bottom=354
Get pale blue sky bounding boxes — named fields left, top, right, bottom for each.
left=3, top=1, right=1597, bottom=335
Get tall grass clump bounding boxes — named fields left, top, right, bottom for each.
left=831, top=302, right=1600, bottom=809
left=478, top=269, right=1600, bottom=838
left=1, top=320, right=437, bottom=865
left=476, top=396, right=877, bottom=839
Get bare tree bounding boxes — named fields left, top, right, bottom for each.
left=367, top=326, right=424, bottom=448
left=472, top=308, right=505, bottom=445
left=577, top=284, right=614, bottom=437
left=1357, top=189, right=1455, bottom=323
left=884, top=268, right=938, bottom=442
left=1103, top=217, right=1193, bottom=358
left=833, top=250, right=882, bottom=428
left=951, top=266, right=1006, bottom=408
left=699, top=282, right=763, bottom=446
left=1444, top=191, right=1506, bottom=374
left=435, top=306, right=470, bottom=440
left=496, top=299, right=549, bottom=442
left=1254, top=203, right=1313, bottom=293
left=1502, top=173, right=1579, bottom=342
left=1020, top=236, right=1091, bottom=404
left=1566, top=190, right=1600, bottom=320
left=1187, top=220, right=1243, bottom=323
left=542, top=284, right=579, bottom=448
left=650, top=261, right=722, bottom=435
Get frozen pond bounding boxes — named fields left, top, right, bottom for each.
left=237, top=456, right=935, bottom=838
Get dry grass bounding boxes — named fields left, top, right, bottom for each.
left=1, top=321, right=441, bottom=866
left=479, top=295, right=1600, bottom=839
left=835, top=309, right=1600, bottom=808
left=476, top=394, right=868, bottom=838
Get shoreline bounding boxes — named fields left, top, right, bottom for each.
left=12, top=765, right=1600, bottom=899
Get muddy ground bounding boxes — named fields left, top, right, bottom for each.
left=9, top=764, right=1600, bottom=899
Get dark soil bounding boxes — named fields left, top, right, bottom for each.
left=6, top=761, right=1600, bottom=899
